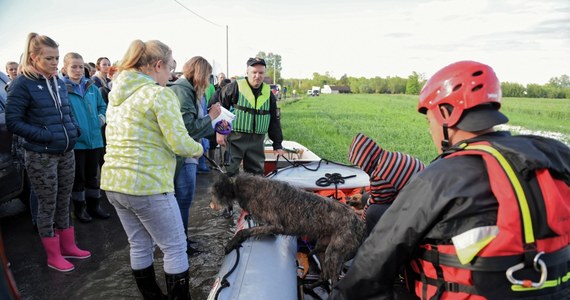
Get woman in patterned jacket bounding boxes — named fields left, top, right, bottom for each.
left=101, top=39, right=203, bottom=300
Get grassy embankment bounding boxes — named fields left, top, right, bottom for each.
left=278, top=94, right=570, bottom=164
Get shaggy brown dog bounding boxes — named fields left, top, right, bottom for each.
left=210, top=173, right=366, bottom=285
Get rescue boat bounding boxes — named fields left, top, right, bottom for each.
left=263, top=140, right=322, bottom=175
left=208, top=151, right=370, bottom=300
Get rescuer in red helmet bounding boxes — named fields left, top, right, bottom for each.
left=331, top=61, right=570, bottom=300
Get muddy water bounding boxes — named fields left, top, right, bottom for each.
left=497, top=124, right=570, bottom=146
left=3, top=172, right=235, bottom=300
left=78, top=172, right=234, bottom=299
left=187, top=172, right=236, bottom=298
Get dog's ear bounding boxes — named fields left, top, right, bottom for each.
left=211, top=172, right=236, bottom=198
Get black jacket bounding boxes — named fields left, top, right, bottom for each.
left=6, top=74, right=80, bottom=154
left=216, top=79, right=283, bottom=150
left=331, top=131, right=570, bottom=300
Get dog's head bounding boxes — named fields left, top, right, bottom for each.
left=209, top=173, right=237, bottom=211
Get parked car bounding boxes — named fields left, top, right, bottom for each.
left=306, top=89, right=320, bottom=97
left=0, top=72, right=25, bottom=205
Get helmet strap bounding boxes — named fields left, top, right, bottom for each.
left=441, top=123, right=450, bottom=152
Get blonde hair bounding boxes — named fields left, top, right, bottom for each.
left=5, top=61, right=18, bottom=69
left=117, top=40, right=172, bottom=73
left=63, top=52, right=84, bottom=71
left=20, top=32, right=59, bottom=79
left=182, top=56, right=212, bottom=99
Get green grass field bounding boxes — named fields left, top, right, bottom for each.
left=278, top=94, right=570, bottom=164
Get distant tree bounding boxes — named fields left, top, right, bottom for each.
left=370, top=77, right=386, bottom=93
left=386, top=76, right=407, bottom=94
left=348, top=77, right=363, bottom=93
left=359, top=82, right=374, bottom=94
left=544, top=75, right=570, bottom=99
left=312, top=72, right=336, bottom=87
left=526, top=84, right=547, bottom=98
left=501, top=82, right=526, bottom=97
left=405, top=72, right=421, bottom=95
left=256, top=51, right=282, bottom=83
left=281, top=72, right=570, bottom=98
left=547, top=74, right=570, bottom=88
left=338, top=74, right=349, bottom=86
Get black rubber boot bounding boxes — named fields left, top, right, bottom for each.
left=186, top=239, right=202, bottom=257
left=86, top=197, right=110, bottom=219
left=165, top=269, right=191, bottom=300
left=132, top=265, right=167, bottom=300
left=73, top=200, right=92, bottom=223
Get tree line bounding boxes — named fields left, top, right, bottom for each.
left=254, top=51, right=570, bottom=99
left=280, top=72, right=570, bottom=99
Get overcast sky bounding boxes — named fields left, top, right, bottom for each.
left=1, top=0, right=569, bottom=84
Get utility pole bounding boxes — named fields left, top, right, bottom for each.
left=174, top=0, right=229, bottom=78
left=226, top=25, right=229, bottom=77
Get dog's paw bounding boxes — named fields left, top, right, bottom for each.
left=224, top=242, right=240, bottom=254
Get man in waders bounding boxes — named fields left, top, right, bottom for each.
left=216, top=57, right=284, bottom=177
left=331, top=60, right=570, bottom=299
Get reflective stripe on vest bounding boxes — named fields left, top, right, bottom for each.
left=463, top=144, right=535, bottom=243
left=408, top=141, right=570, bottom=299
left=233, top=79, right=271, bottom=134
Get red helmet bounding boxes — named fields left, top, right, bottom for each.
left=418, top=61, right=502, bottom=128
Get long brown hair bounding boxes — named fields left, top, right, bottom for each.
left=96, top=57, right=110, bottom=72
left=182, top=56, right=212, bottom=100
left=117, top=40, right=172, bottom=74
left=20, top=32, right=59, bottom=79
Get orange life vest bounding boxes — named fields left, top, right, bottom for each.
left=407, top=141, right=570, bottom=299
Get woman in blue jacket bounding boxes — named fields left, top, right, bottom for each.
left=6, top=33, right=89, bottom=272
left=63, top=52, right=109, bottom=223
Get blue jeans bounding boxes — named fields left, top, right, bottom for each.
left=106, top=191, right=188, bottom=274
left=174, top=162, right=197, bottom=236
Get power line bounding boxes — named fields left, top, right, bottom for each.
left=173, top=0, right=221, bottom=27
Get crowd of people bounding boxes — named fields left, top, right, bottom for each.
left=2, top=32, right=286, bottom=299
left=3, top=32, right=569, bottom=300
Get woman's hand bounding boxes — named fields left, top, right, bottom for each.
left=208, top=103, right=222, bottom=119
left=216, top=132, right=226, bottom=146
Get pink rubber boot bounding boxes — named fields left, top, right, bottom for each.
left=56, top=227, right=91, bottom=259
left=40, top=236, right=74, bottom=272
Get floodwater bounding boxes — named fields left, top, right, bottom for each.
left=2, top=172, right=233, bottom=299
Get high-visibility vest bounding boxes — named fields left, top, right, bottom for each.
left=232, top=79, right=271, bottom=134
left=407, top=141, right=570, bottom=299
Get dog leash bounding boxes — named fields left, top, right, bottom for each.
left=204, top=153, right=226, bottom=174
left=214, top=246, right=241, bottom=300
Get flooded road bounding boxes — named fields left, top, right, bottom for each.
left=2, top=172, right=233, bottom=299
